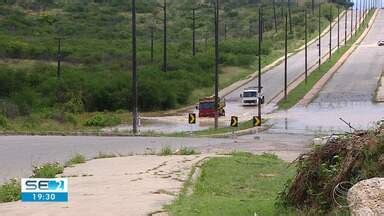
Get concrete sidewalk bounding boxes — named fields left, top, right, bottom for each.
left=0, top=155, right=210, bottom=216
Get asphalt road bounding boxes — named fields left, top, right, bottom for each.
left=0, top=133, right=313, bottom=184
left=269, top=9, right=384, bottom=134
left=224, top=9, right=363, bottom=119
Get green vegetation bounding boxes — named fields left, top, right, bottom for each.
left=178, top=147, right=199, bottom=155
left=160, top=145, right=173, bottom=156
left=31, top=162, right=64, bottom=178
left=0, top=161, right=66, bottom=203
left=84, top=113, right=121, bottom=127
left=0, top=179, right=20, bottom=203
left=168, top=153, right=296, bottom=215
left=65, top=154, right=86, bottom=167
left=0, top=0, right=348, bottom=132
left=278, top=10, right=374, bottom=110
left=278, top=124, right=384, bottom=214
left=93, top=152, right=117, bottom=159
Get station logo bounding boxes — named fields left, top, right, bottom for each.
left=21, top=178, right=68, bottom=202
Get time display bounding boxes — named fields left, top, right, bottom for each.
left=32, top=193, right=56, bottom=201
left=21, top=192, right=68, bottom=202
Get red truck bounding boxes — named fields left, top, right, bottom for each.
left=197, top=96, right=226, bottom=118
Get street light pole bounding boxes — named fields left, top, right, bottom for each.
left=132, top=0, right=138, bottom=135
left=214, top=0, right=219, bottom=130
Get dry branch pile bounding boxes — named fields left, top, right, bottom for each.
left=278, top=124, right=384, bottom=213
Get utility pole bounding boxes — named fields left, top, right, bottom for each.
left=192, top=8, right=196, bottom=56
left=305, top=9, right=308, bottom=84
left=284, top=14, right=288, bottom=100
left=162, top=0, right=167, bottom=72
left=56, top=38, right=62, bottom=79
left=337, top=6, right=340, bottom=49
left=258, top=6, right=262, bottom=125
left=151, top=25, right=154, bottom=63
left=318, top=4, right=321, bottom=68
left=132, top=0, right=138, bottom=135
left=351, top=4, right=353, bottom=38
left=329, top=5, right=332, bottom=58
left=359, top=0, right=362, bottom=26
left=312, top=0, right=315, bottom=14
left=214, top=0, right=219, bottom=130
left=273, top=0, right=277, bottom=32
left=356, top=0, right=358, bottom=32
left=288, top=0, right=292, bottom=33
left=345, top=6, right=347, bottom=45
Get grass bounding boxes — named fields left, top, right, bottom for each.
left=65, top=154, right=86, bottom=167
left=159, top=146, right=200, bottom=156
left=171, top=119, right=262, bottom=137
left=278, top=10, right=375, bottom=110
left=178, top=147, right=199, bottom=155
left=93, top=152, right=117, bottom=159
left=167, top=152, right=296, bottom=216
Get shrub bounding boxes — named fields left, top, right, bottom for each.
left=31, top=162, right=64, bottom=178
left=0, top=179, right=21, bottom=203
left=84, top=113, right=121, bottom=127
left=0, top=114, right=8, bottom=129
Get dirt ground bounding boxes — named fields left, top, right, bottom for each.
left=0, top=155, right=211, bottom=216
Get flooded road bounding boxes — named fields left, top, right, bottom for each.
left=268, top=102, right=384, bottom=135
left=269, top=9, right=384, bottom=135
left=106, top=8, right=379, bottom=135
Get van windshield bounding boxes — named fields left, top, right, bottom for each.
left=243, top=92, right=257, bottom=97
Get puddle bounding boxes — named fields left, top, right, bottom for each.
left=268, top=101, right=384, bottom=135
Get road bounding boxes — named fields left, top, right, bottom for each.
left=223, top=9, right=363, bottom=118
left=0, top=133, right=313, bottom=184
left=269, top=9, right=384, bottom=134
